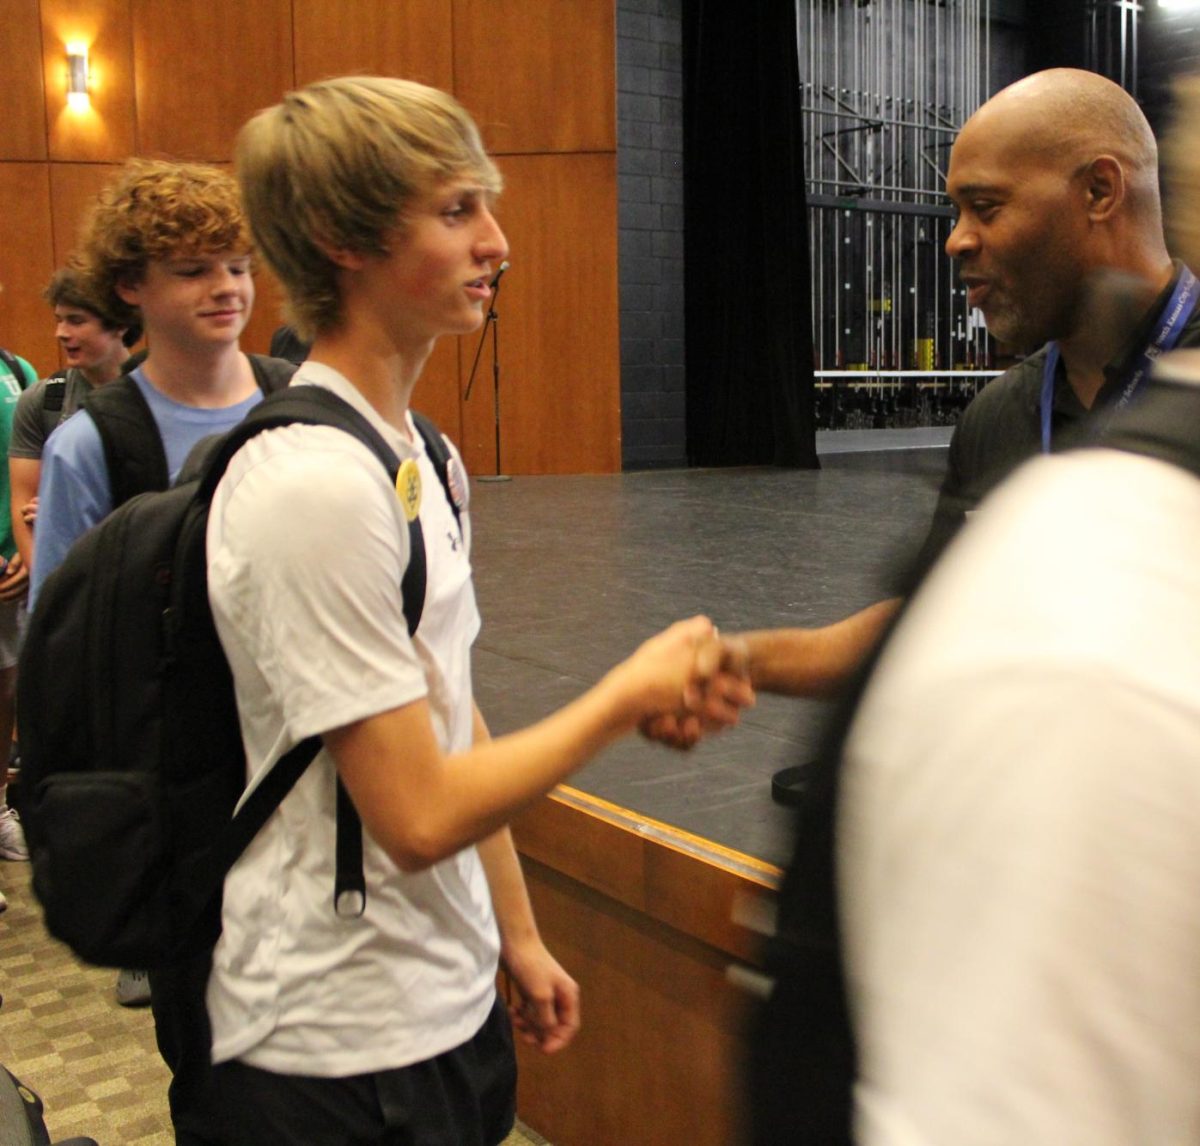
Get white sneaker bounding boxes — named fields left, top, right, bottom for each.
left=115, top=968, right=152, bottom=1007
left=0, top=807, right=28, bottom=861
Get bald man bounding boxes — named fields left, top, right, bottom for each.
left=736, top=68, right=1195, bottom=705
left=744, top=70, right=1200, bottom=1146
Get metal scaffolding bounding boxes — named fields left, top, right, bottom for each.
left=798, top=0, right=1001, bottom=430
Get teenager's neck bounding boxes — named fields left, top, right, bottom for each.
left=309, top=327, right=433, bottom=436
left=140, top=341, right=254, bottom=407
left=1058, top=257, right=1176, bottom=410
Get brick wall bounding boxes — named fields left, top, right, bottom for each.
left=616, top=0, right=686, bottom=469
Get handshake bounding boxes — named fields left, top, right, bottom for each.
left=606, top=616, right=756, bottom=751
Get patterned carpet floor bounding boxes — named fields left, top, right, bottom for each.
left=0, top=859, right=547, bottom=1145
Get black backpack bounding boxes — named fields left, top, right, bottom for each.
left=83, top=353, right=297, bottom=507
left=17, top=384, right=461, bottom=968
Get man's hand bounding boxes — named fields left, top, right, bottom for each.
left=639, top=633, right=755, bottom=750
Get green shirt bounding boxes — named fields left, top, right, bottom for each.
left=0, top=355, right=36, bottom=561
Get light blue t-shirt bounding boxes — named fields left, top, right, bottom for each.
left=30, top=368, right=263, bottom=608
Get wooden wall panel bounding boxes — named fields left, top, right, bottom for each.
left=293, top=0, right=454, bottom=90
left=48, top=162, right=123, bottom=264
left=0, top=0, right=623, bottom=474
left=453, top=0, right=616, bottom=154
left=513, top=859, right=752, bottom=1146
left=41, top=0, right=136, bottom=162
left=460, top=152, right=620, bottom=474
left=508, top=789, right=778, bottom=1145
left=0, top=0, right=49, bottom=160
left=0, top=165, right=58, bottom=374
left=133, top=0, right=293, bottom=161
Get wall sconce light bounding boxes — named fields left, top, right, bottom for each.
left=66, top=42, right=89, bottom=110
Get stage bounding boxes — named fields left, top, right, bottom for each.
left=470, top=445, right=947, bottom=867
left=466, top=444, right=948, bottom=1145
left=465, top=446, right=945, bottom=1146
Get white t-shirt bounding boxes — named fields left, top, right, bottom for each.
left=205, top=364, right=499, bottom=1076
left=839, top=445, right=1200, bottom=1146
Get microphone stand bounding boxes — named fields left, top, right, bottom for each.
left=464, top=265, right=511, bottom=482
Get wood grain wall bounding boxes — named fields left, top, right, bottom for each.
left=0, top=0, right=620, bottom=474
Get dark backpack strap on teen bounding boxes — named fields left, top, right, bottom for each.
left=82, top=376, right=167, bottom=507
left=85, top=354, right=299, bottom=508
left=0, top=349, right=34, bottom=389
left=192, top=384, right=434, bottom=922
left=248, top=352, right=298, bottom=396
left=411, top=410, right=464, bottom=538
left=40, top=370, right=70, bottom=440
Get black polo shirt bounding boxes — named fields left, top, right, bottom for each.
left=915, top=266, right=1200, bottom=570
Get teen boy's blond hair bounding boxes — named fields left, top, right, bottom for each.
left=236, top=76, right=502, bottom=340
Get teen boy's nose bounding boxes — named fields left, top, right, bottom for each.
left=210, top=264, right=243, bottom=295
left=476, top=206, right=509, bottom=264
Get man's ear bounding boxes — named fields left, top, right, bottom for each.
left=1085, top=155, right=1125, bottom=222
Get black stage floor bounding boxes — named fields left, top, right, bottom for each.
left=469, top=447, right=947, bottom=869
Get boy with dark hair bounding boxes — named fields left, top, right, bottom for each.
left=9, top=266, right=139, bottom=571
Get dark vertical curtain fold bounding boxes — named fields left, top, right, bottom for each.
left=682, top=0, right=817, bottom=468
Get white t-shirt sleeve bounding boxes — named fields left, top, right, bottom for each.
left=208, top=425, right=428, bottom=744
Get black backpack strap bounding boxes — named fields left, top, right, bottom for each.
left=83, top=374, right=169, bottom=507
left=201, top=385, right=439, bottom=919
left=41, top=372, right=69, bottom=439
left=87, top=356, right=297, bottom=508
left=248, top=353, right=298, bottom=395
left=199, top=386, right=428, bottom=635
left=0, top=349, right=34, bottom=389
left=411, top=409, right=463, bottom=539
left=268, top=326, right=311, bottom=366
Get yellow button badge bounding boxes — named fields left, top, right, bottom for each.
left=395, top=458, right=422, bottom=523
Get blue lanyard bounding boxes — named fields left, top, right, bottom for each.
left=1040, top=266, right=1199, bottom=454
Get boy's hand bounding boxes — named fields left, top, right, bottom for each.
left=639, top=634, right=755, bottom=750
left=503, top=937, right=581, bottom=1055
left=0, top=553, right=29, bottom=602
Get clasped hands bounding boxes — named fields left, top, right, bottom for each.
left=625, top=616, right=755, bottom=750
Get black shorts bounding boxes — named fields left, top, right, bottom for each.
left=211, top=994, right=517, bottom=1146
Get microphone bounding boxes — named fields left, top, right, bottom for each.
left=489, top=261, right=510, bottom=289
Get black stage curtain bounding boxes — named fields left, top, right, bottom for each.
left=682, top=0, right=818, bottom=468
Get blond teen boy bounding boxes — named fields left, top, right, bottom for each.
left=205, top=76, right=752, bottom=1144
